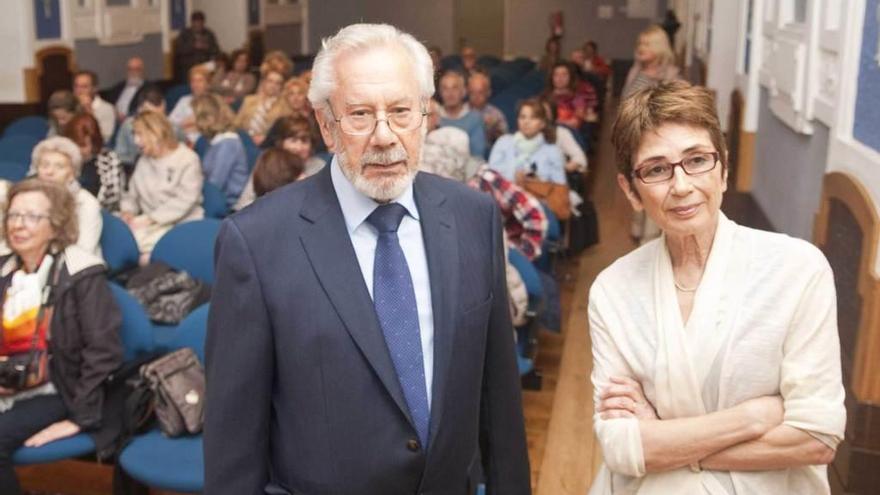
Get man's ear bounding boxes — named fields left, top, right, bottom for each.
left=314, top=108, right=336, bottom=151
left=617, top=173, right=644, bottom=212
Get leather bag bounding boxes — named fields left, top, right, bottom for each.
left=520, top=178, right=571, bottom=221
left=140, top=347, right=205, bottom=437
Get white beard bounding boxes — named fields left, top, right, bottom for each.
left=335, top=138, right=419, bottom=202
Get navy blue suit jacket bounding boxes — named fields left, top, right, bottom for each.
left=205, top=165, right=531, bottom=495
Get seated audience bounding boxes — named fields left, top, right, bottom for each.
left=168, top=65, right=212, bottom=144
left=72, top=70, right=115, bottom=142
left=467, top=71, right=508, bottom=148
left=427, top=45, right=443, bottom=87
left=211, top=48, right=256, bottom=104
left=252, top=148, right=305, bottom=198
left=174, top=10, right=220, bottom=81
left=542, top=102, right=588, bottom=174
left=235, top=51, right=292, bottom=145
left=192, top=94, right=249, bottom=207
left=583, top=40, right=611, bottom=80
left=236, top=115, right=323, bottom=210
left=489, top=98, right=566, bottom=185
left=543, top=62, right=597, bottom=132
left=420, top=100, right=481, bottom=182
left=107, top=56, right=146, bottom=121
left=282, top=77, right=312, bottom=120
left=29, top=137, right=102, bottom=257
left=0, top=179, right=122, bottom=495
left=460, top=45, right=480, bottom=78
left=437, top=70, right=487, bottom=158
left=115, top=84, right=168, bottom=166
left=539, top=36, right=562, bottom=72
left=63, top=114, right=125, bottom=212
left=120, top=111, right=203, bottom=258
left=46, top=90, right=79, bottom=137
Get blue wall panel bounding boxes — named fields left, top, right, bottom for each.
left=34, top=0, right=61, bottom=40
left=854, top=0, right=880, bottom=153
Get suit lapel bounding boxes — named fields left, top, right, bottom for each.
left=298, top=167, right=414, bottom=427
left=414, top=175, right=459, bottom=447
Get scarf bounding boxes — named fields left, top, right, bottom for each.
left=512, top=132, right=545, bottom=175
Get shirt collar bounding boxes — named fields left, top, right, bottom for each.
left=438, top=103, right=470, bottom=120
left=330, top=156, right=419, bottom=236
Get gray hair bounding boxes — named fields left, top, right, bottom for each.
left=307, top=23, right=435, bottom=118
left=30, top=136, right=83, bottom=178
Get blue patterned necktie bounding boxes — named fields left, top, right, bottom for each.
left=366, top=203, right=430, bottom=449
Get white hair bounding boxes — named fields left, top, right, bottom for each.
left=30, top=136, right=83, bottom=178
left=308, top=23, right=435, bottom=117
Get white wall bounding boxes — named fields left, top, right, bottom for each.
left=0, top=1, right=35, bottom=102
left=705, top=0, right=741, bottom=130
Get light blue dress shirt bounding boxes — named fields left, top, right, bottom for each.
left=330, top=159, right=435, bottom=408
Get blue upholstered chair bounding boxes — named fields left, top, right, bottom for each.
left=12, top=282, right=155, bottom=465
left=150, top=219, right=222, bottom=285
left=164, top=83, right=191, bottom=112
left=100, top=210, right=140, bottom=276
left=2, top=116, right=49, bottom=139
left=201, top=182, right=229, bottom=219
left=534, top=203, right=561, bottom=273
left=236, top=130, right=260, bottom=171
left=0, top=160, right=29, bottom=182
left=0, top=135, right=41, bottom=167
left=119, top=304, right=208, bottom=493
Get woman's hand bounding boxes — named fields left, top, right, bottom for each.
left=598, top=376, right=658, bottom=420
left=24, top=420, right=81, bottom=448
left=118, top=211, right=135, bottom=224
left=130, top=215, right=154, bottom=229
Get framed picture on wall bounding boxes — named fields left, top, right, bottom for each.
left=249, top=0, right=260, bottom=26
left=35, top=0, right=62, bottom=39
left=170, top=0, right=186, bottom=30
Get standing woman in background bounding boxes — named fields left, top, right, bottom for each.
left=621, top=25, right=680, bottom=101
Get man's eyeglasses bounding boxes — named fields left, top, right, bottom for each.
left=631, top=151, right=720, bottom=184
left=6, top=211, right=50, bottom=227
left=326, top=101, right=428, bottom=136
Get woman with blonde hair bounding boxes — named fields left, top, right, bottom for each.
left=120, top=111, right=203, bottom=259
left=235, top=51, right=293, bottom=145
left=168, top=65, right=212, bottom=144
left=621, top=25, right=680, bottom=101
left=193, top=93, right=249, bottom=206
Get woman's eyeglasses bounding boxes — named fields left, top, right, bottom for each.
left=6, top=212, right=50, bottom=227
left=632, top=151, right=720, bottom=184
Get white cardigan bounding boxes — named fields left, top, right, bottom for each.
left=588, top=214, right=846, bottom=494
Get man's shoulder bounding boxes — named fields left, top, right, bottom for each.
left=417, top=172, right=495, bottom=215
left=226, top=176, right=317, bottom=235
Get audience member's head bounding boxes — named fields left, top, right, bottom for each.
left=308, top=23, right=434, bottom=201
left=549, top=62, right=578, bottom=93
left=192, top=93, right=236, bottom=140
left=126, top=57, right=145, bottom=85
left=47, top=90, right=79, bottom=132
left=214, top=52, right=231, bottom=74
left=283, top=77, right=310, bottom=113
left=259, top=51, right=293, bottom=99
left=516, top=98, right=555, bottom=143
left=252, top=148, right=305, bottom=197
left=134, top=84, right=166, bottom=113
left=636, top=25, right=675, bottom=67
left=426, top=99, right=441, bottom=131
left=231, top=49, right=250, bottom=73
left=3, top=178, right=78, bottom=255
left=584, top=40, right=599, bottom=59
left=188, top=66, right=211, bottom=97
left=467, top=71, right=492, bottom=110
left=132, top=111, right=178, bottom=158
left=63, top=113, right=104, bottom=161
left=427, top=46, right=443, bottom=72
left=461, top=46, right=477, bottom=71
left=190, top=10, right=206, bottom=31
left=73, top=70, right=99, bottom=104
left=545, top=37, right=561, bottom=57
left=31, top=136, right=83, bottom=185
left=439, top=70, right=467, bottom=111
left=269, top=115, right=318, bottom=160
left=570, top=49, right=586, bottom=67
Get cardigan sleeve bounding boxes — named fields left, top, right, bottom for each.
left=779, top=248, right=847, bottom=447
left=588, top=278, right=647, bottom=477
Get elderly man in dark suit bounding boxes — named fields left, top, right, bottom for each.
left=204, top=23, right=531, bottom=495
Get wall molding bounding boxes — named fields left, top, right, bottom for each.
left=814, top=171, right=880, bottom=403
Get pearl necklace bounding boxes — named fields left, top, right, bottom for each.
left=674, top=279, right=698, bottom=292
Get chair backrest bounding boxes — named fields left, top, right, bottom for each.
left=0, top=135, right=41, bottom=166
left=109, top=283, right=155, bottom=361
left=193, top=135, right=208, bottom=160
left=508, top=248, right=544, bottom=300
left=3, top=116, right=49, bottom=139
left=100, top=210, right=140, bottom=275
left=169, top=303, right=209, bottom=362
left=150, top=219, right=222, bottom=285
left=201, top=182, right=229, bottom=219
left=164, top=83, right=191, bottom=111
left=236, top=130, right=260, bottom=171
left=0, top=161, right=29, bottom=182
left=540, top=202, right=561, bottom=241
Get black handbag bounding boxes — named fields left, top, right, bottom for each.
left=568, top=199, right=600, bottom=254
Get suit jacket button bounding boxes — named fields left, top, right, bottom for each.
left=406, top=439, right=420, bottom=452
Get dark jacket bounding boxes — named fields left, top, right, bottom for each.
left=0, top=246, right=124, bottom=430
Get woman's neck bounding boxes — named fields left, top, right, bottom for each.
left=19, top=250, right=46, bottom=273
left=666, top=224, right=716, bottom=272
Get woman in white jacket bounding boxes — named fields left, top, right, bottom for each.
left=588, top=80, right=845, bottom=494
left=29, top=137, right=103, bottom=259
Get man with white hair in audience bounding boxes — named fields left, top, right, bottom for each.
left=206, top=22, right=530, bottom=495
left=108, top=56, right=146, bottom=121
left=437, top=70, right=488, bottom=158
left=72, top=70, right=115, bottom=143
